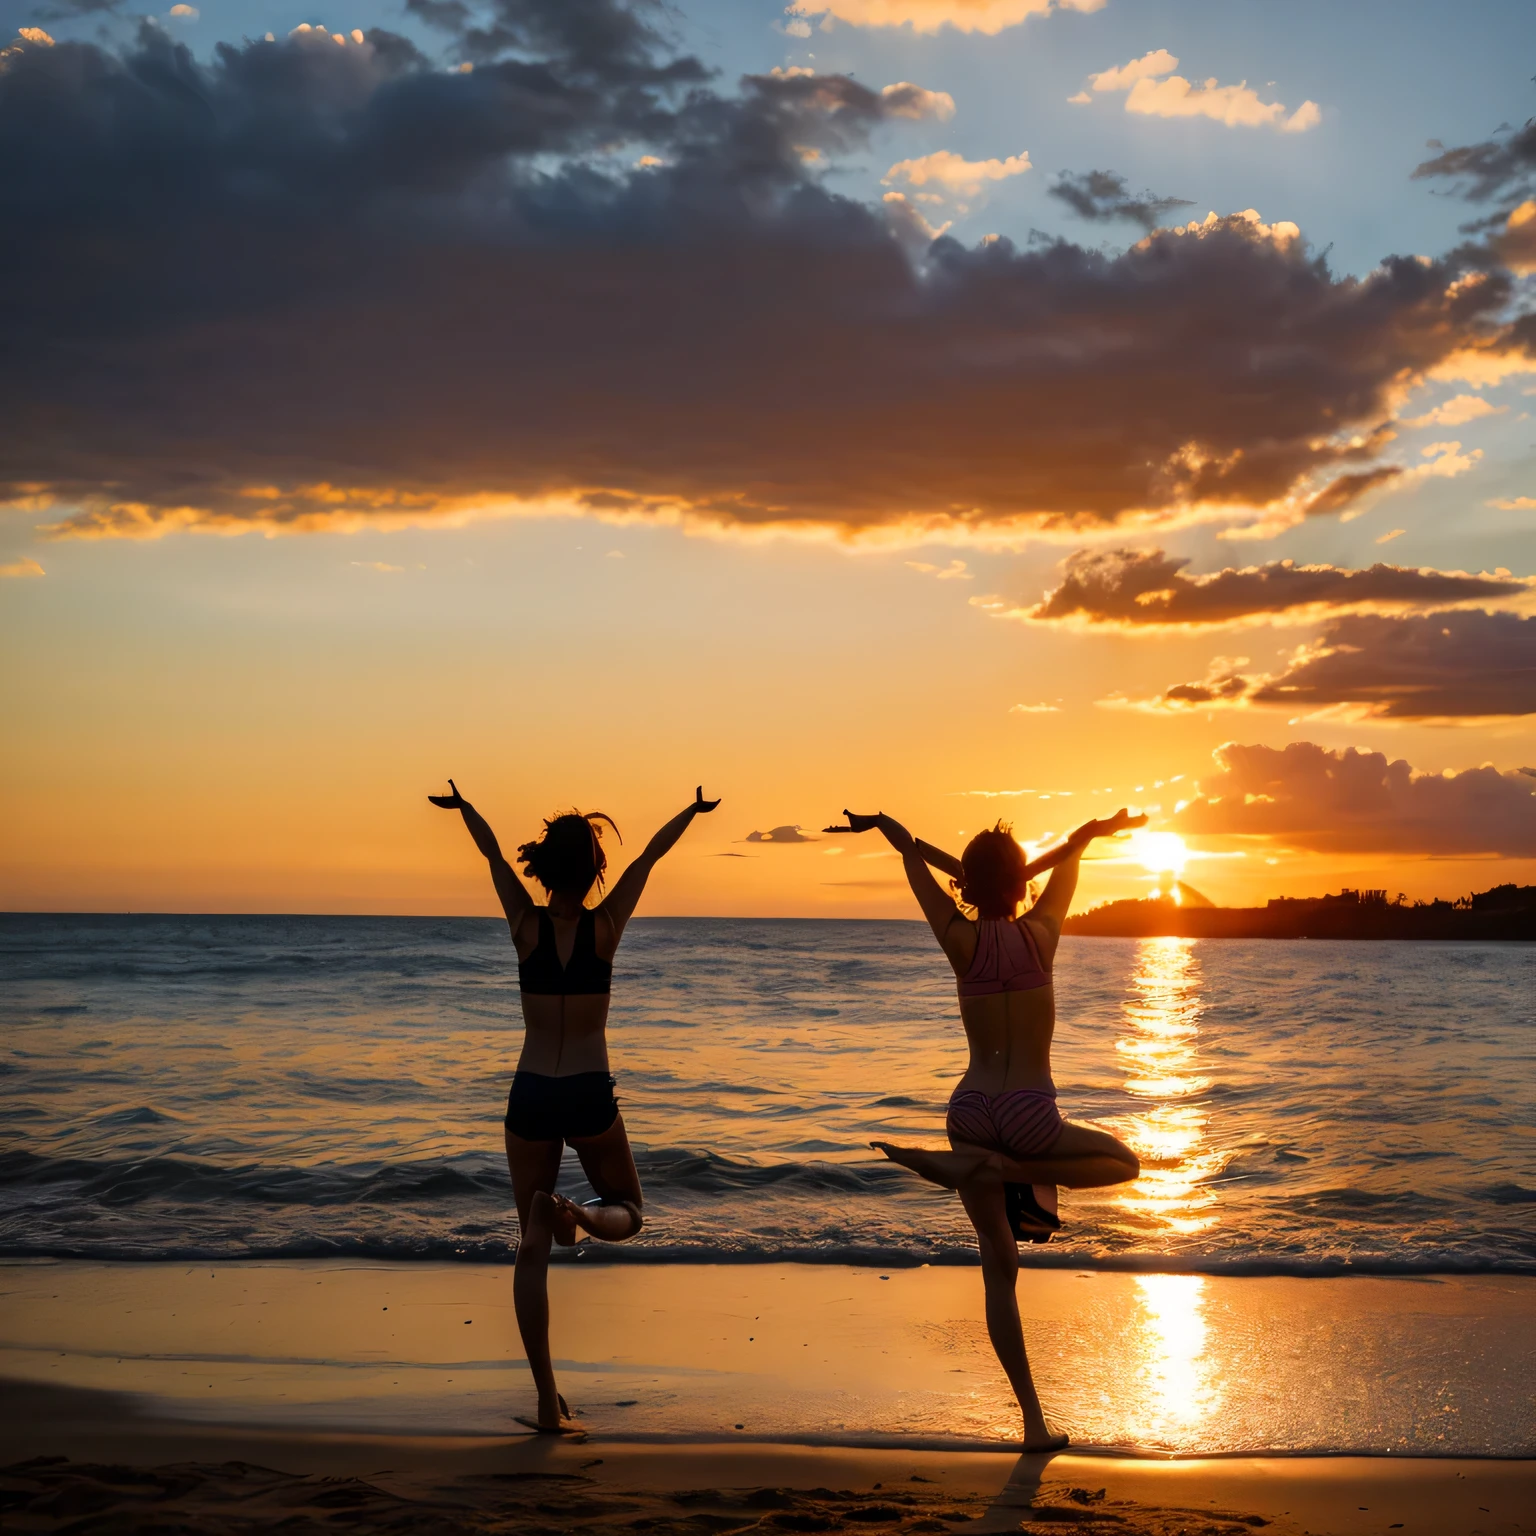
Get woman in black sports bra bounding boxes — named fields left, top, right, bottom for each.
left=430, top=780, right=719, bottom=1434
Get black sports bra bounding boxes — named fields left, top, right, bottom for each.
left=517, top=908, right=613, bottom=996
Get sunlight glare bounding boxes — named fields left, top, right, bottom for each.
left=1127, top=830, right=1189, bottom=877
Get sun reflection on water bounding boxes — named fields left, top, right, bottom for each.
left=1114, top=938, right=1227, bottom=1438
left=1133, top=1274, right=1219, bottom=1437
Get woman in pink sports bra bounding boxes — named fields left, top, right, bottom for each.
left=829, top=806, right=1144, bottom=1451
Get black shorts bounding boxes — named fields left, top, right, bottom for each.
left=504, top=1071, right=619, bottom=1142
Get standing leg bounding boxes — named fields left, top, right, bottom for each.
left=505, top=1128, right=576, bottom=1431
left=957, top=1177, right=1069, bottom=1453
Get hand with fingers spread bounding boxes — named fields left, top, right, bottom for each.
left=428, top=779, right=467, bottom=810
left=1071, top=807, right=1147, bottom=846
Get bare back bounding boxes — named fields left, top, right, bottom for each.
left=942, top=912, right=1059, bottom=1096
left=512, top=904, right=620, bottom=1076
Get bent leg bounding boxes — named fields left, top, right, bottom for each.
left=998, top=1121, right=1140, bottom=1189
left=505, top=1128, right=574, bottom=1429
left=870, top=1139, right=992, bottom=1190
left=957, top=1178, right=1067, bottom=1452
left=876, top=1122, right=1139, bottom=1192
left=567, top=1114, right=644, bottom=1241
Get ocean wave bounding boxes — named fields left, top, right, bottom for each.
left=0, top=1228, right=1531, bottom=1276
left=1, top=1146, right=1532, bottom=1275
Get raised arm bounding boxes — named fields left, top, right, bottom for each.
left=828, top=810, right=964, bottom=953
left=1027, top=808, right=1146, bottom=935
left=428, top=780, right=535, bottom=936
left=825, top=812, right=964, bottom=882
left=600, top=786, right=720, bottom=940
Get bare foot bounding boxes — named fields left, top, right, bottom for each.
left=870, top=1140, right=991, bottom=1191
left=1021, top=1430, right=1070, bottom=1454
left=548, top=1194, right=583, bottom=1248
left=516, top=1392, right=586, bottom=1436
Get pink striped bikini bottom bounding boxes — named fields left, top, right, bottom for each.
left=945, top=1087, right=1062, bottom=1159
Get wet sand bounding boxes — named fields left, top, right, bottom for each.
left=1, top=1259, right=1531, bottom=1533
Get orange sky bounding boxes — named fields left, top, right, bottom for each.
left=3, top=513, right=1531, bottom=917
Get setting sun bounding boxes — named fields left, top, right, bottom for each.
left=1127, top=830, right=1190, bottom=878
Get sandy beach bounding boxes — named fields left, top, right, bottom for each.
left=2, top=1259, right=1531, bottom=1534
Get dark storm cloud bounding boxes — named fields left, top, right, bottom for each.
left=406, top=0, right=707, bottom=83
left=1250, top=610, right=1536, bottom=720
left=1414, top=120, right=1536, bottom=271
left=1, top=9, right=1533, bottom=541
left=1173, top=741, right=1536, bottom=857
left=1120, top=610, right=1536, bottom=721
left=1022, top=547, right=1526, bottom=628
left=1047, top=168, right=1193, bottom=229
left=1414, top=121, right=1536, bottom=206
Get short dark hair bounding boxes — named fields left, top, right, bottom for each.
left=517, top=810, right=621, bottom=898
left=954, top=822, right=1028, bottom=919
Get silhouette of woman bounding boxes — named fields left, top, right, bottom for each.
left=431, top=781, right=719, bottom=1434
left=827, top=808, right=1145, bottom=1450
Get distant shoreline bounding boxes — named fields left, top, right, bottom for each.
left=1066, top=886, right=1536, bottom=941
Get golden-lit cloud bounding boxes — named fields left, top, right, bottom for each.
left=1015, top=547, right=1528, bottom=630
left=4, top=20, right=1532, bottom=544
left=0, top=557, right=44, bottom=578
left=906, top=558, right=973, bottom=579
left=1173, top=741, right=1536, bottom=855
left=784, top=0, right=1103, bottom=37
left=878, top=82, right=956, bottom=120
left=1078, top=50, right=1321, bottom=132
left=883, top=149, right=1032, bottom=196
left=1403, top=393, right=1504, bottom=428
left=1120, top=610, right=1536, bottom=721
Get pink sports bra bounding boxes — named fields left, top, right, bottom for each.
left=958, top=917, right=1050, bottom=997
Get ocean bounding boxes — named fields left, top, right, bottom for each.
left=2, top=914, right=1533, bottom=1275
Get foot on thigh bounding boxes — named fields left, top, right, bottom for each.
left=531, top=1189, right=578, bottom=1248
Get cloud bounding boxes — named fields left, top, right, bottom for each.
left=1413, top=124, right=1536, bottom=273
left=1403, top=393, right=1503, bottom=428
left=167, top=4, right=198, bottom=19
left=1010, top=701, right=1060, bottom=713
left=1125, top=610, right=1536, bottom=722
left=1080, top=50, right=1320, bottom=132
left=1413, top=121, right=1536, bottom=206
left=1489, top=496, right=1536, bottom=511
left=1047, top=169, right=1193, bottom=230
left=1491, top=200, right=1536, bottom=276
left=3, top=10, right=1532, bottom=544
left=1087, top=49, right=1179, bottom=91
left=783, top=1, right=1104, bottom=37
left=907, top=558, right=971, bottom=579
left=1017, top=547, right=1527, bottom=630
left=1250, top=610, right=1536, bottom=721
left=350, top=560, right=404, bottom=572
left=883, top=149, right=1031, bottom=198
left=878, top=81, right=955, bottom=121
left=744, top=825, right=819, bottom=843
left=1375, top=528, right=1405, bottom=545
left=1172, top=740, right=1536, bottom=856
left=0, top=557, right=44, bottom=577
